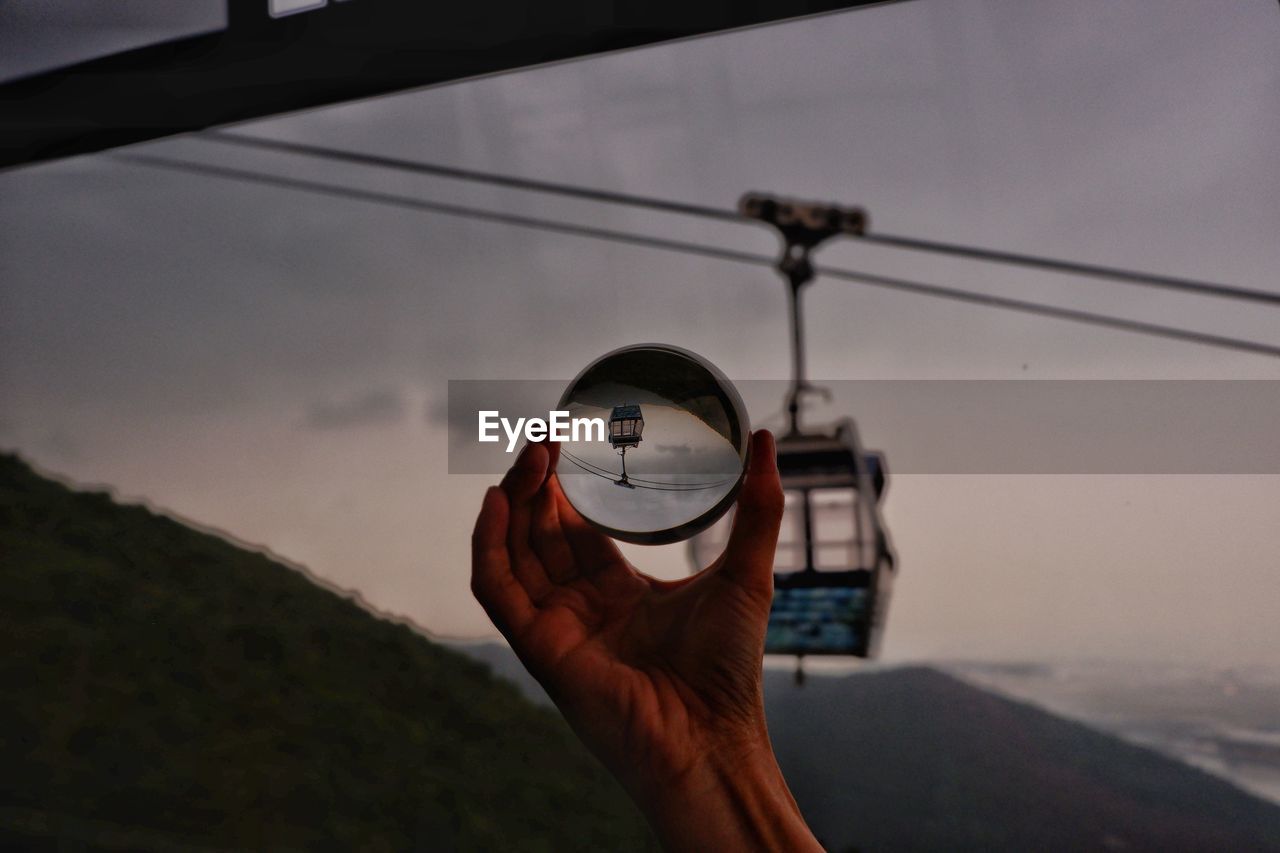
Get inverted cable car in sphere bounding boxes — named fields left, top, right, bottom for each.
left=607, top=404, right=644, bottom=487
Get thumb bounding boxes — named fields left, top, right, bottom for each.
left=717, top=430, right=785, bottom=595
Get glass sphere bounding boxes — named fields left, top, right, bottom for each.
left=555, top=343, right=749, bottom=545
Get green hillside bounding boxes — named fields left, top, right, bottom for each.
left=0, top=453, right=653, bottom=851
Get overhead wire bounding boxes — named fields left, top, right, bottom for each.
left=200, top=130, right=1280, bottom=308
left=559, top=448, right=736, bottom=490
left=202, top=130, right=742, bottom=223
left=558, top=449, right=735, bottom=492
left=563, top=448, right=737, bottom=489
left=555, top=448, right=735, bottom=488
left=815, top=266, right=1280, bottom=359
left=112, top=153, right=1280, bottom=359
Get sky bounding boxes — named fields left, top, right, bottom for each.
left=0, top=0, right=225, bottom=82
left=2, top=0, right=1279, bottom=667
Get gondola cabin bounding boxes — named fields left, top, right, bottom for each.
left=608, top=404, right=644, bottom=450
left=688, top=418, right=895, bottom=658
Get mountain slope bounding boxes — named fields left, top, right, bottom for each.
left=452, top=641, right=1280, bottom=851
left=763, top=667, right=1280, bottom=852
left=0, top=454, right=652, bottom=851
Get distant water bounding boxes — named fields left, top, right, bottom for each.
left=946, top=660, right=1280, bottom=806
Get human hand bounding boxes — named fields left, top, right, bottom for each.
left=472, top=430, right=821, bottom=851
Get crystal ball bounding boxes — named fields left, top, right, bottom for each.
left=555, top=343, right=749, bottom=545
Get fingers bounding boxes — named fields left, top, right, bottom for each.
left=542, top=438, right=562, bottom=476
left=503, top=438, right=613, bottom=591
left=530, top=439, right=579, bottom=582
left=501, top=442, right=554, bottom=600
left=470, top=485, right=536, bottom=638
left=717, top=430, right=785, bottom=595
left=532, top=480, right=578, bottom=584
left=551, top=477, right=627, bottom=574
left=500, top=440, right=551, bottom=504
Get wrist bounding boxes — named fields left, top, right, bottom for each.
left=630, top=728, right=822, bottom=852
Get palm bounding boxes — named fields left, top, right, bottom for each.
left=471, top=434, right=782, bottom=791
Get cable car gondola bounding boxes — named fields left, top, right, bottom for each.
left=607, top=404, right=644, bottom=487
left=689, top=418, right=895, bottom=659
left=690, top=192, right=898, bottom=667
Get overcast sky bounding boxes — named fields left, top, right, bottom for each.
left=2, top=0, right=1278, bottom=667
left=0, top=0, right=225, bottom=82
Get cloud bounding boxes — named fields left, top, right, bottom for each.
left=306, top=389, right=406, bottom=430
left=424, top=395, right=449, bottom=427
left=424, top=394, right=478, bottom=438
left=655, top=443, right=692, bottom=455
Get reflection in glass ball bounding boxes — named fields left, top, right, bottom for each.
left=555, top=344, right=749, bottom=545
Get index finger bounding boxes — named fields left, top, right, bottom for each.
left=715, top=430, right=784, bottom=596
left=470, top=485, right=536, bottom=638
